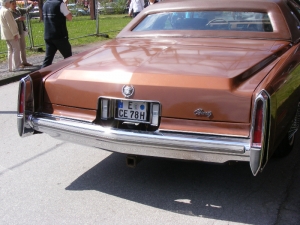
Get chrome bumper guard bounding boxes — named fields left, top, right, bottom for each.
left=28, top=114, right=252, bottom=164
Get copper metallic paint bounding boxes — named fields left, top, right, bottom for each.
left=159, top=117, right=251, bottom=137
left=251, top=44, right=300, bottom=157
left=43, top=103, right=96, bottom=122
left=43, top=39, right=289, bottom=124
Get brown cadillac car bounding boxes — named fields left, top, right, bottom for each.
left=18, top=0, right=300, bottom=176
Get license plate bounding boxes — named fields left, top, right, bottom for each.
left=116, top=100, right=148, bottom=121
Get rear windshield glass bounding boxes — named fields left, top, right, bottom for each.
left=133, top=11, right=273, bottom=32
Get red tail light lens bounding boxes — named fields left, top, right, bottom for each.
left=19, top=83, right=24, bottom=114
left=252, top=100, right=263, bottom=148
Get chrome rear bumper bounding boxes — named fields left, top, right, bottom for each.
left=25, top=114, right=252, bottom=164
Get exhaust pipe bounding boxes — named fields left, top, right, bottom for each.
left=126, top=155, right=142, bottom=168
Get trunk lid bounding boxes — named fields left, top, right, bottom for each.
left=44, top=38, right=289, bottom=123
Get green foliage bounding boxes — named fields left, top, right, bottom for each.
left=98, top=0, right=128, bottom=15
left=114, top=0, right=128, bottom=14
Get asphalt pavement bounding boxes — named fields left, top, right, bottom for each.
left=0, top=41, right=105, bottom=86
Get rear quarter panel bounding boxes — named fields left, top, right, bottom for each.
left=254, top=43, right=300, bottom=158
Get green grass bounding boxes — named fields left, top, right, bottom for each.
left=0, top=14, right=132, bottom=62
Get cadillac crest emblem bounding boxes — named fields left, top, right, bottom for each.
left=122, top=85, right=135, bottom=98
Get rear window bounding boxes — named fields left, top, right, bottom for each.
left=133, top=11, right=273, bottom=32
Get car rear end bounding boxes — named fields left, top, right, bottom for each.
left=17, top=0, right=300, bottom=175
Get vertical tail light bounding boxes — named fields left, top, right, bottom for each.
left=252, top=100, right=263, bottom=148
left=18, top=82, right=25, bottom=114
left=250, top=90, right=269, bottom=176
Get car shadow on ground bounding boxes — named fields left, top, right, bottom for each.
left=66, top=134, right=300, bottom=224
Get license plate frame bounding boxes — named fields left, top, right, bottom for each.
left=115, top=100, right=149, bottom=122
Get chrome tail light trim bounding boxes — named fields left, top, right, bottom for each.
left=17, top=75, right=35, bottom=137
left=250, top=90, right=270, bottom=176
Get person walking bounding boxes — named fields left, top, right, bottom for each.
left=10, top=0, right=38, bottom=67
left=128, top=0, right=144, bottom=18
left=41, top=0, right=72, bottom=68
left=0, top=0, right=23, bottom=72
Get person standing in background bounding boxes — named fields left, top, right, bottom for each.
left=41, top=0, right=72, bottom=68
left=10, top=0, right=38, bottom=67
left=144, top=0, right=158, bottom=8
left=0, top=0, right=22, bottom=72
left=128, top=0, right=144, bottom=18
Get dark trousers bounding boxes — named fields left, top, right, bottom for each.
left=133, top=12, right=140, bottom=18
left=42, top=38, right=72, bottom=68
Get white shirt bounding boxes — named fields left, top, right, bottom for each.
left=60, top=3, right=70, bottom=16
left=0, top=5, right=19, bottom=40
left=129, top=0, right=144, bottom=13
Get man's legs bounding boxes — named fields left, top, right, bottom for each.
left=42, top=39, right=57, bottom=68
left=41, top=38, right=72, bottom=68
left=54, top=38, right=72, bottom=59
